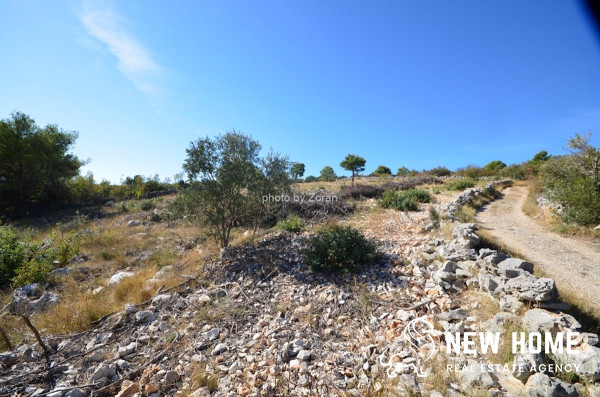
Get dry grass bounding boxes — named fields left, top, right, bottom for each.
left=488, top=321, right=526, bottom=364
left=458, top=290, right=499, bottom=323
left=521, top=181, right=541, bottom=217
left=477, top=230, right=600, bottom=335
left=187, top=364, right=219, bottom=394
left=0, top=198, right=222, bottom=342
left=475, top=229, right=529, bottom=261
left=34, top=268, right=160, bottom=334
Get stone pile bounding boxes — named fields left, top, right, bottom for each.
left=443, top=179, right=513, bottom=221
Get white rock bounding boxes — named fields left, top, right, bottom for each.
left=108, top=271, right=134, bottom=287
left=206, top=328, right=220, bottom=341
left=297, top=350, right=311, bottom=361
left=134, top=311, right=155, bottom=324
left=212, top=343, right=227, bottom=355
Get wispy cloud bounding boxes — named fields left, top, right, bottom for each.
left=79, top=6, right=162, bottom=97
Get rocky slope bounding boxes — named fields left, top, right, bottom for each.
left=1, top=182, right=599, bottom=397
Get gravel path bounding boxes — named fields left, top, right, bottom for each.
left=475, top=185, right=600, bottom=308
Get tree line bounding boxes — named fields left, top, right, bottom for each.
left=2, top=110, right=598, bottom=233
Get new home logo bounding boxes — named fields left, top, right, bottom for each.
left=378, top=317, right=436, bottom=378
left=378, top=316, right=582, bottom=378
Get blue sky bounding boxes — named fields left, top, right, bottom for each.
left=1, top=0, right=600, bottom=183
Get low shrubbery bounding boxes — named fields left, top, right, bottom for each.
left=445, top=178, right=476, bottom=191
left=0, top=226, right=81, bottom=287
left=339, top=177, right=441, bottom=199
left=539, top=134, right=600, bottom=226
left=379, top=188, right=432, bottom=211
left=140, top=200, right=155, bottom=211
left=276, top=215, right=306, bottom=233
left=302, top=224, right=378, bottom=273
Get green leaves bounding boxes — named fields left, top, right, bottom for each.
left=303, top=224, right=378, bottom=274
left=539, top=133, right=600, bottom=226
left=174, top=131, right=291, bottom=247
left=0, top=111, right=82, bottom=217
left=379, top=188, right=432, bottom=212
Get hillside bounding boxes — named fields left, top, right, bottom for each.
left=1, top=179, right=599, bottom=396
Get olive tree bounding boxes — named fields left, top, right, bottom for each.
left=175, top=131, right=291, bottom=247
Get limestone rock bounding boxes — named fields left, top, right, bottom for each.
left=108, top=271, right=134, bottom=286
left=504, top=274, right=557, bottom=302
left=522, top=309, right=581, bottom=335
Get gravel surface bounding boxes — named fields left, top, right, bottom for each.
left=476, top=185, right=600, bottom=308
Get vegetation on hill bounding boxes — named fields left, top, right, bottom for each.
left=379, top=188, right=432, bottom=211
left=302, top=224, right=378, bottom=273
left=0, top=112, right=82, bottom=217
left=538, top=133, right=600, bottom=226
left=171, top=131, right=291, bottom=247
left=320, top=166, right=336, bottom=182
left=340, top=154, right=366, bottom=186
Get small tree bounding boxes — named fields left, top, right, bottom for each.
left=539, top=133, right=600, bottom=225
left=396, top=166, right=409, bottom=177
left=482, top=160, right=507, bottom=175
left=320, top=166, right=336, bottom=182
left=174, top=131, right=291, bottom=247
left=528, top=150, right=550, bottom=174
left=340, top=154, right=366, bottom=186
left=290, top=163, right=305, bottom=180
left=427, top=166, right=452, bottom=177
left=373, top=165, right=392, bottom=176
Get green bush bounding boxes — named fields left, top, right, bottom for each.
left=379, top=189, right=431, bottom=211
left=276, top=215, right=306, bottom=233
left=140, top=200, right=155, bottom=211
left=10, top=239, right=58, bottom=287
left=539, top=134, right=600, bottom=226
left=0, top=226, right=81, bottom=287
left=12, top=259, right=54, bottom=287
left=303, top=224, right=378, bottom=273
left=54, top=231, right=81, bottom=266
left=428, top=166, right=452, bottom=177
left=445, top=178, right=476, bottom=191
left=0, top=227, right=26, bottom=286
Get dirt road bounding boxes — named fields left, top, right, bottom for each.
left=475, top=185, right=600, bottom=308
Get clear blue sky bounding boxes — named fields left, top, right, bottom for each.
left=2, top=0, right=600, bottom=183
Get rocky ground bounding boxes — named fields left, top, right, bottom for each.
left=476, top=185, right=600, bottom=312
left=1, top=182, right=599, bottom=396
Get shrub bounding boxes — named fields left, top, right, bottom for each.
left=428, top=166, right=452, bottom=177
left=11, top=239, right=58, bottom=287
left=379, top=189, right=431, bottom=211
left=303, top=224, right=378, bottom=273
left=54, top=231, right=81, bottom=266
left=12, top=259, right=54, bottom=287
left=140, top=200, right=155, bottom=211
left=429, top=207, right=440, bottom=222
left=445, top=178, right=476, bottom=191
left=276, top=215, right=306, bottom=233
left=339, top=177, right=441, bottom=200
left=539, top=134, right=600, bottom=226
left=0, top=227, right=26, bottom=286
left=373, top=165, right=392, bottom=176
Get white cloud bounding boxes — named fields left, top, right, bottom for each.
left=79, top=6, right=162, bottom=97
